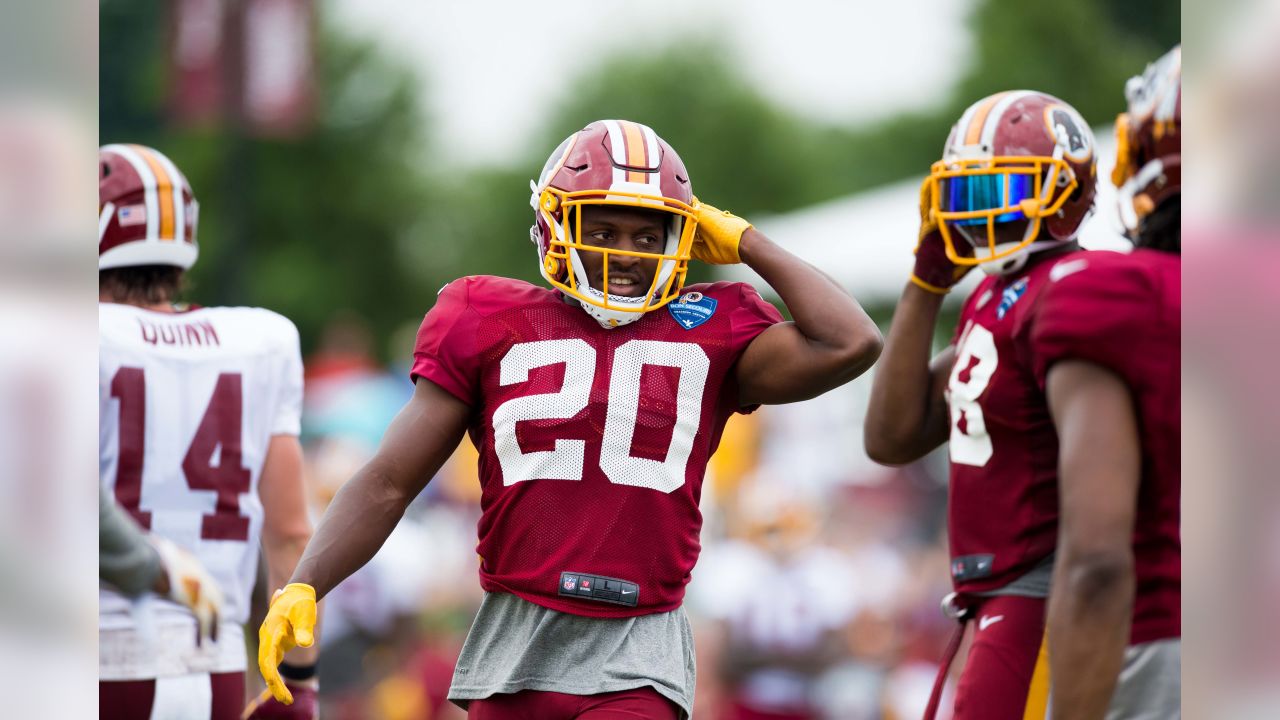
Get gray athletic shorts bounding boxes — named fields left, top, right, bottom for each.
left=1108, top=638, right=1181, bottom=720
left=448, top=592, right=695, bottom=718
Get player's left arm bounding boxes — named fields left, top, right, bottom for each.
left=1045, top=359, right=1140, bottom=720
left=692, top=202, right=881, bottom=404
left=735, top=227, right=882, bottom=404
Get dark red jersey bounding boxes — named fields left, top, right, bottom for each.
left=947, top=249, right=1180, bottom=644
left=411, top=276, right=782, bottom=618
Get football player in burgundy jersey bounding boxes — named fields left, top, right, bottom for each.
left=1046, top=46, right=1182, bottom=720
left=257, top=119, right=882, bottom=719
left=864, top=88, right=1179, bottom=720
left=99, top=144, right=320, bottom=720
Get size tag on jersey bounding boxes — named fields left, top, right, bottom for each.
left=668, top=292, right=717, bottom=330
left=559, top=571, right=640, bottom=607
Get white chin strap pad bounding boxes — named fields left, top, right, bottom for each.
left=976, top=240, right=1063, bottom=276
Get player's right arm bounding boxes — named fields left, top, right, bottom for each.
left=289, top=378, right=469, bottom=596
left=864, top=182, right=969, bottom=465
left=863, top=286, right=955, bottom=465
left=259, top=378, right=469, bottom=704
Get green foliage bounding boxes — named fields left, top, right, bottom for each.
left=539, top=42, right=829, bottom=215
left=99, top=1, right=165, bottom=142
left=954, top=0, right=1164, bottom=123
left=220, top=31, right=436, bottom=349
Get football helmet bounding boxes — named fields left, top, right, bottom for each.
left=529, top=120, right=698, bottom=328
left=99, top=144, right=199, bottom=270
left=922, top=91, right=1097, bottom=275
left=1112, top=46, right=1181, bottom=239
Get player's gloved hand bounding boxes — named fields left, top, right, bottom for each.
left=911, top=179, right=972, bottom=294
left=242, top=682, right=318, bottom=719
left=258, top=583, right=317, bottom=704
left=691, top=198, right=752, bottom=265
left=151, top=536, right=224, bottom=646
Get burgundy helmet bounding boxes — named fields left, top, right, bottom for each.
left=1113, top=46, right=1181, bottom=239
left=529, top=119, right=698, bottom=328
left=923, top=91, right=1098, bottom=274
left=99, top=144, right=198, bottom=270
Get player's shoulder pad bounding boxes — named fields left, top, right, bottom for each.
left=681, top=280, right=767, bottom=304
left=215, top=306, right=301, bottom=351
left=1024, top=250, right=1158, bottom=338
left=437, top=275, right=553, bottom=317
left=1041, top=250, right=1157, bottom=299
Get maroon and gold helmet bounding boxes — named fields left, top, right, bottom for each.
left=1112, top=46, right=1181, bottom=239
left=922, top=91, right=1098, bottom=273
left=99, top=144, right=198, bottom=270
left=529, top=119, right=698, bottom=328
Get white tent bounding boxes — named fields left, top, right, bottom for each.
left=723, top=126, right=1129, bottom=305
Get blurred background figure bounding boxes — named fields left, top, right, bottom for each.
left=95, top=0, right=1186, bottom=717
left=692, top=480, right=856, bottom=720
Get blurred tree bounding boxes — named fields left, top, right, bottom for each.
left=101, top=4, right=442, bottom=358
left=540, top=43, right=830, bottom=216
left=99, top=0, right=166, bottom=141
left=953, top=0, right=1163, bottom=124
left=1097, top=0, right=1180, bottom=54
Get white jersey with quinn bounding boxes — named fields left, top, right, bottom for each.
left=98, top=303, right=302, bottom=678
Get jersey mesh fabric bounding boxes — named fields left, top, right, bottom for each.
left=1023, top=249, right=1181, bottom=644
left=411, top=276, right=782, bottom=617
left=946, top=250, right=1180, bottom=645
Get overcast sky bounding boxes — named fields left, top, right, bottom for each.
left=328, top=0, right=975, bottom=166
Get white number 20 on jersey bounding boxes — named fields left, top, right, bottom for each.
left=947, top=321, right=999, bottom=467
left=492, top=339, right=710, bottom=493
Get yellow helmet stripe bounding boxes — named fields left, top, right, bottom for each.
left=964, top=91, right=1009, bottom=145
left=130, top=144, right=176, bottom=241
left=620, top=120, right=648, bottom=183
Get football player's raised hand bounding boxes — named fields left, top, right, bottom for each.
left=692, top=198, right=752, bottom=265
left=258, top=583, right=317, bottom=704
left=911, top=179, right=972, bottom=294
left=152, top=536, right=224, bottom=646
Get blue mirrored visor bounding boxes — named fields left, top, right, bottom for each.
left=941, top=174, right=1034, bottom=226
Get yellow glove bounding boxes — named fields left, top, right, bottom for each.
left=692, top=199, right=752, bottom=265
left=911, top=177, right=971, bottom=293
left=258, top=583, right=317, bottom=705
left=916, top=178, right=939, bottom=246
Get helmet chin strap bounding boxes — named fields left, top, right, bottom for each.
left=975, top=240, right=1063, bottom=276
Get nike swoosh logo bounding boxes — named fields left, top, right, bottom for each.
left=621, top=589, right=634, bottom=595
left=978, top=614, right=1005, bottom=631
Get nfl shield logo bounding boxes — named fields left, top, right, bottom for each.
left=563, top=576, right=577, bottom=591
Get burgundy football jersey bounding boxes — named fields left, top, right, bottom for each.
left=411, top=276, right=783, bottom=618
left=946, top=249, right=1180, bottom=644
